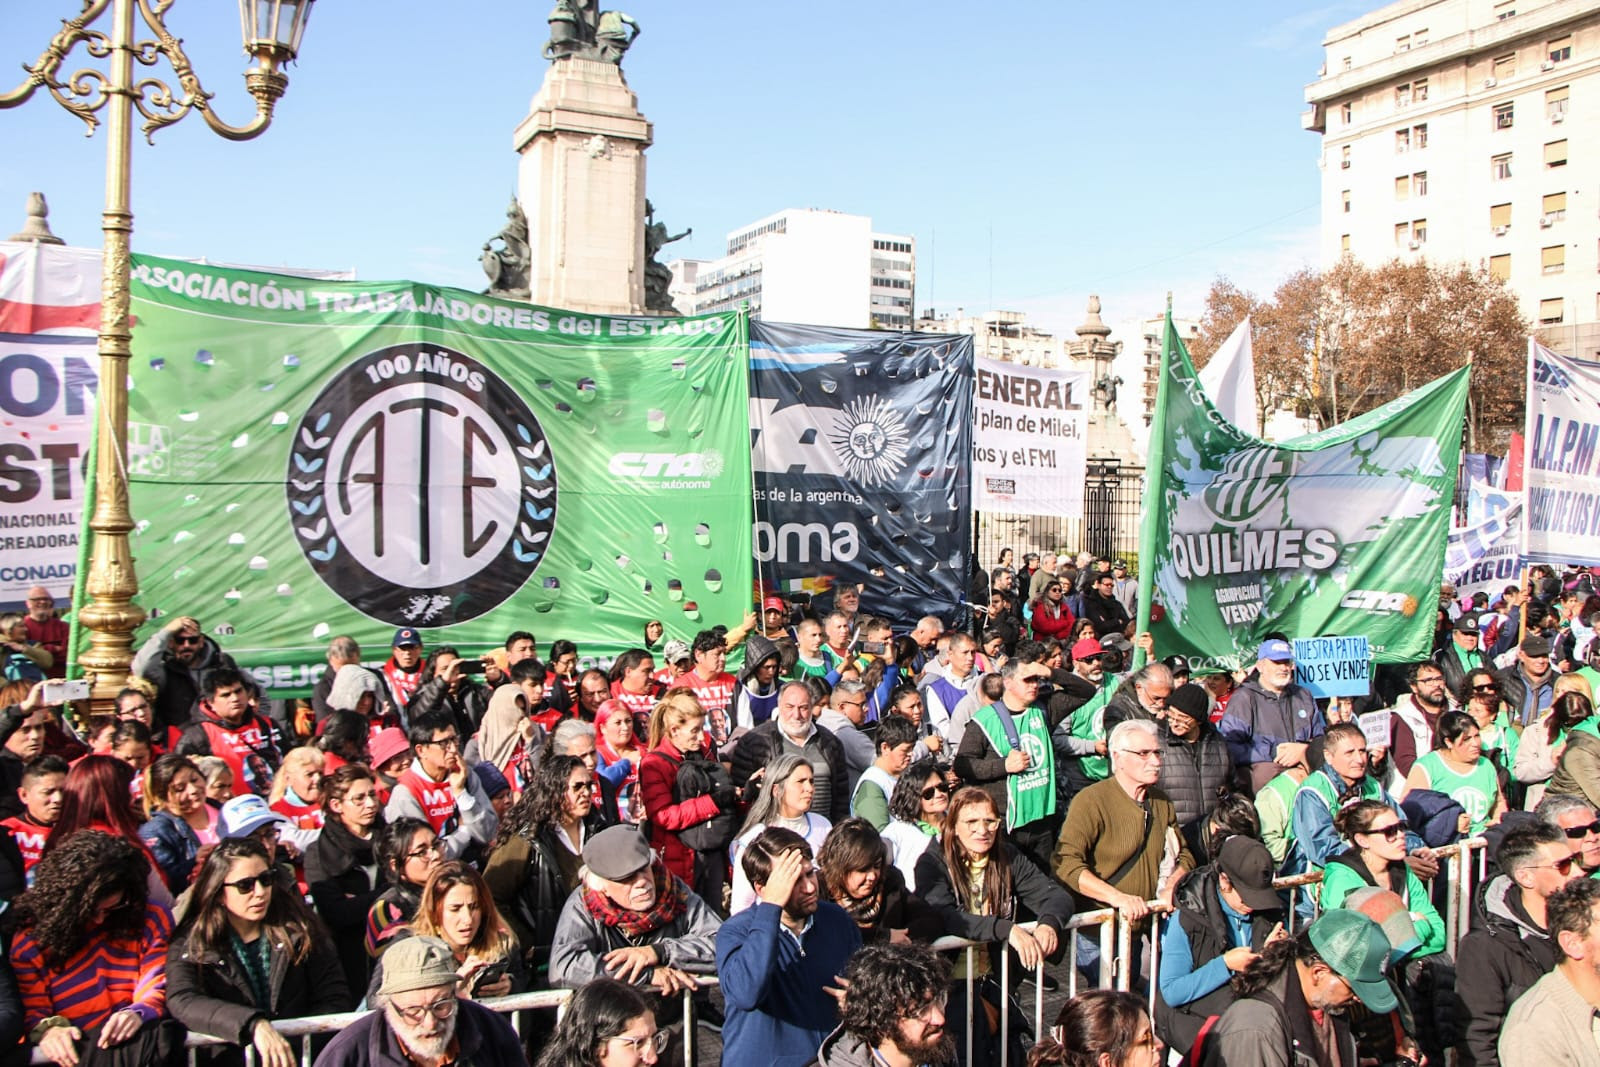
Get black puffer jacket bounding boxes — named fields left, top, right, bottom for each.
left=1456, top=875, right=1560, bottom=1067
left=408, top=675, right=492, bottom=738
left=1157, top=722, right=1233, bottom=834
left=305, top=816, right=383, bottom=998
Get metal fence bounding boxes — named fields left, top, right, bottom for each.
left=40, top=838, right=1490, bottom=1067
left=974, top=461, right=1145, bottom=574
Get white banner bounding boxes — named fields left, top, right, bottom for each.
left=1197, top=316, right=1258, bottom=437
left=1444, top=501, right=1522, bottom=602
left=973, top=356, right=1088, bottom=515
left=0, top=242, right=100, bottom=605
left=1525, top=341, right=1600, bottom=565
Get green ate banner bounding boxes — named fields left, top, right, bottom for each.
left=1137, top=315, right=1468, bottom=669
left=118, top=255, right=752, bottom=694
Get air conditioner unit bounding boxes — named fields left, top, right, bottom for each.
left=1541, top=60, right=1556, bottom=70
left=1494, top=225, right=1510, bottom=235
left=1484, top=77, right=1497, bottom=88
left=1408, top=239, right=1423, bottom=249
left=1341, top=160, right=1351, bottom=169
left=1552, top=112, right=1566, bottom=123
left=1540, top=214, right=1555, bottom=227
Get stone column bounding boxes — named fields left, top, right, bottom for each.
left=513, top=58, right=652, bottom=315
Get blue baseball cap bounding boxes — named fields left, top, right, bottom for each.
left=1257, top=638, right=1294, bottom=662
left=392, top=627, right=423, bottom=648
left=218, top=794, right=288, bottom=839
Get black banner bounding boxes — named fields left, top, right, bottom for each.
left=749, top=321, right=973, bottom=630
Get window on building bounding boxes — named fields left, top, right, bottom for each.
left=1396, top=83, right=1412, bottom=107
left=1415, top=28, right=1429, bottom=46
left=1341, top=234, right=1351, bottom=253
left=1413, top=220, right=1428, bottom=244
left=1494, top=0, right=1515, bottom=17
left=1414, top=78, right=1429, bottom=101
left=1395, top=223, right=1410, bottom=247
left=1343, top=56, right=1352, bottom=71
left=1541, top=297, right=1565, bottom=323
left=1342, top=189, right=1352, bottom=212
left=1544, top=192, right=1567, bottom=221
left=1395, top=175, right=1410, bottom=199
left=1396, top=128, right=1411, bottom=153
left=1543, top=245, right=1566, bottom=273
left=1494, top=53, right=1517, bottom=80
left=1547, top=86, right=1570, bottom=121
left=1493, top=152, right=1513, bottom=180
left=1549, top=36, right=1572, bottom=64
left=1341, top=101, right=1353, bottom=124
left=1546, top=139, right=1568, bottom=167
left=1414, top=171, right=1428, bottom=196
left=1494, top=102, right=1514, bottom=129
left=1491, top=202, right=1513, bottom=228
left=1396, top=34, right=1411, bottom=53
left=1490, top=254, right=1511, bottom=280
left=1415, top=123, right=1428, bottom=148
left=1341, top=145, right=1352, bottom=168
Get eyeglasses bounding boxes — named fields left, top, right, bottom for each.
left=568, top=781, right=593, bottom=794
left=1528, top=855, right=1577, bottom=875
left=172, top=634, right=202, bottom=646
left=392, top=996, right=459, bottom=1024
left=1563, top=821, right=1600, bottom=838
left=26, top=597, right=52, bottom=604
left=1363, top=821, right=1409, bottom=841
left=837, top=700, right=866, bottom=710
left=608, top=1030, right=670, bottom=1055
left=1117, top=748, right=1164, bottom=760
left=224, top=872, right=275, bottom=894
left=921, top=783, right=952, bottom=800
left=406, top=840, right=444, bottom=860
left=423, top=736, right=461, bottom=752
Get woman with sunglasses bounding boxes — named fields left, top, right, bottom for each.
left=1321, top=800, right=1446, bottom=957
left=1461, top=669, right=1519, bottom=776
left=728, top=753, right=831, bottom=913
left=1406, top=711, right=1507, bottom=836
left=1514, top=690, right=1594, bottom=808
left=881, top=758, right=950, bottom=892
left=535, top=976, right=664, bottom=1067
left=167, top=838, right=350, bottom=1067
left=364, top=817, right=443, bottom=958
left=484, top=754, right=602, bottom=974
left=305, top=764, right=385, bottom=997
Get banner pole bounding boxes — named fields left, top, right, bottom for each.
left=65, top=395, right=100, bottom=687
left=1132, top=305, right=1175, bottom=670
left=740, top=302, right=764, bottom=616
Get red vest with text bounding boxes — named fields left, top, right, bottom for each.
left=0, top=815, right=49, bottom=881
left=396, top=767, right=460, bottom=837
left=200, top=715, right=281, bottom=798
left=270, top=796, right=324, bottom=831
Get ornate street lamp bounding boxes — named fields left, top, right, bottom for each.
left=0, top=0, right=315, bottom=704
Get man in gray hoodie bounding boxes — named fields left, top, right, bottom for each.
left=817, top=942, right=954, bottom=1067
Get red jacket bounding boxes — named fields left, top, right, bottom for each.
left=23, top=616, right=67, bottom=678
left=1030, top=598, right=1076, bottom=642
left=636, top=739, right=719, bottom=884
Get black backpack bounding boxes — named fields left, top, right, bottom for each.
left=673, top=749, right=737, bottom=853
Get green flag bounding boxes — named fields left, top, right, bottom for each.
left=1138, top=311, right=1468, bottom=669
left=117, top=255, right=752, bottom=694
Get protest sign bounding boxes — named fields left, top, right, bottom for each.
left=1292, top=636, right=1371, bottom=698
left=118, top=255, right=752, bottom=694
left=1356, top=711, right=1391, bottom=749
left=1137, top=313, right=1468, bottom=670
left=1524, top=340, right=1600, bottom=565
left=973, top=354, right=1088, bottom=515
left=1444, top=502, right=1523, bottom=603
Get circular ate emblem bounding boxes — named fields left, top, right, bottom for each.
left=287, top=343, right=556, bottom=626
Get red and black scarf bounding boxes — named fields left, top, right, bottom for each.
left=581, top=860, right=687, bottom=938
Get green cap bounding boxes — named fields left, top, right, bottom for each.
left=1307, top=910, right=1396, bottom=1013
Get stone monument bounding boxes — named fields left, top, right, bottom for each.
left=512, top=3, right=653, bottom=314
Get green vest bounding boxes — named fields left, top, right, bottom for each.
left=1296, top=771, right=1383, bottom=871
left=1480, top=709, right=1521, bottom=773
left=972, top=701, right=1057, bottom=831
left=1415, top=752, right=1499, bottom=834
left=1572, top=716, right=1600, bottom=740
left=1067, top=686, right=1115, bottom=781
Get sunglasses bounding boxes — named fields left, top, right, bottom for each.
left=1472, top=684, right=1498, bottom=693
left=172, top=634, right=203, bottom=646
left=1564, top=821, right=1600, bottom=839
left=1364, top=821, right=1409, bottom=841
left=921, top=783, right=952, bottom=800
left=224, top=873, right=275, bottom=894
left=1530, top=855, right=1577, bottom=875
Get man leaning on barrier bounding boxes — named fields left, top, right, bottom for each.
left=312, top=936, right=523, bottom=1067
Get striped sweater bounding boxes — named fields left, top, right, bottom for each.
left=14, top=902, right=173, bottom=1031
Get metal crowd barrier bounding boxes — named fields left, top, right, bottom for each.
left=29, top=838, right=1492, bottom=1067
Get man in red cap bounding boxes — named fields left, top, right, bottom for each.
left=1057, top=636, right=1117, bottom=805
left=760, top=595, right=793, bottom=641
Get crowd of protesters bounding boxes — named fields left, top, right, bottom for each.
left=1, top=554, right=1599, bottom=1067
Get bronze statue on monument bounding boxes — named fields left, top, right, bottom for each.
left=644, top=200, right=690, bottom=313
left=545, top=1, right=640, bottom=65
left=481, top=197, right=531, bottom=298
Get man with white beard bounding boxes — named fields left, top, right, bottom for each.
left=313, top=937, right=523, bottom=1067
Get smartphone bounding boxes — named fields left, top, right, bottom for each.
left=860, top=641, right=886, bottom=655
left=470, top=960, right=509, bottom=995
left=457, top=658, right=488, bottom=674
left=43, top=678, right=90, bottom=704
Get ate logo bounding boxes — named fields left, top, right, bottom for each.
left=287, top=343, right=557, bottom=626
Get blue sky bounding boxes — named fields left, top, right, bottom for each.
left=0, top=1, right=1370, bottom=338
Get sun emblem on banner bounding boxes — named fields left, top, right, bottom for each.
left=828, top=395, right=911, bottom=486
